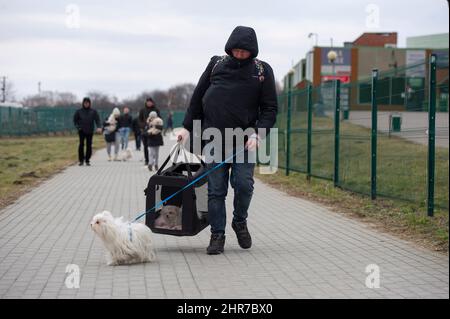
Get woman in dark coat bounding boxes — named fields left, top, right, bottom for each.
left=144, top=111, right=164, bottom=171
left=102, top=108, right=121, bottom=161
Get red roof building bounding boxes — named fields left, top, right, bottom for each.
left=352, top=32, right=398, bottom=47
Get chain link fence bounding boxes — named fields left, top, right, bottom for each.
left=0, top=107, right=186, bottom=136
left=277, top=54, right=448, bottom=214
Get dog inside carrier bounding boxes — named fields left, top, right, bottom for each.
left=144, top=143, right=209, bottom=236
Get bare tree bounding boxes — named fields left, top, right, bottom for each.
left=54, top=91, right=78, bottom=107
left=20, top=83, right=196, bottom=111
left=122, top=83, right=195, bottom=113
left=122, top=91, right=154, bottom=113
left=22, top=92, right=53, bottom=107
left=151, top=90, right=169, bottom=109
left=22, top=90, right=79, bottom=108
left=85, top=90, right=119, bottom=110
left=4, top=81, right=16, bottom=102
left=167, top=83, right=195, bottom=110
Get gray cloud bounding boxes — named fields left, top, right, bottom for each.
left=0, top=0, right=448, bottom=101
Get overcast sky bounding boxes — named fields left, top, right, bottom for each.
left=0, top=0, right=448, bottom=101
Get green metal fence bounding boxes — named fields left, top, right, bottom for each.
left=276, top=54, right=449, bottom=215
left=0, top=107, right=186, bottom=136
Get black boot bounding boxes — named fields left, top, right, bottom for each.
left=232, top=221, right=252, bottom=249
left=207, top=233, right=225, bottom=255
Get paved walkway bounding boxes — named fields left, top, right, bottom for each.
left=0, top=137, right=448, bottom=299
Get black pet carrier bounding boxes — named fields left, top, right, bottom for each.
left=144, top=143, right=209, bottom=236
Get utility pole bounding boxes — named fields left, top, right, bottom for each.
left=1, top=76, right=6, bottom=103
left=38, top=81, right=42, bottom=95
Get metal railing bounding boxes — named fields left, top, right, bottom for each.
left=276, top=54, right=449, bottom=215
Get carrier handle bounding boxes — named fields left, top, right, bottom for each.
left=156, top=142, right=205, bottom=177
left=156, top=142, right=182, bottom=175
left=176, top=141, right=206, bottom=166
left=180, top=146, right=193, bottom=179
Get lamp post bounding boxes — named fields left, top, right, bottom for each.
left=327, top=50, right=337, bottom=117
left=308, top=33, right=318, bottom=47
left=327, top=50, right=337, bottom=77
left=327, top=49, right=349, bottom=120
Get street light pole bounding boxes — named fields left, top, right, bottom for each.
left=308, top=33, right=318, bottom=47
left=327, top=50, right=337, bottom=76
left=327, top=50, right=337, bottom=119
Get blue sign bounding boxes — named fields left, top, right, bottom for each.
left=321, top=47, right=351, bottom=65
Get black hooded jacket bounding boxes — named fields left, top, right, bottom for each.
left=73, top=106, right=101, bottom=134
left=182, top=26, right=278, bottom=137
left=138, top=105, right=161, bottom=131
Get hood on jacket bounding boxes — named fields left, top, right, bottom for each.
left=225, top=26, right=259, bottom=58
left=82, top=97, right=91, bottom=108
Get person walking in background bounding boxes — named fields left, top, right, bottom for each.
left=73, top=97, right=101, bottom=166
left=138, top=97, right=161, bottom=166
left=132, top=116, right=142, bottom=151
left=118, top=106, right=132, bottom=150
left=145, top=111, right=164, bottom=171
left=163, top=111, right=174, bottom=136
left=103, top=107, right=121, bottom=161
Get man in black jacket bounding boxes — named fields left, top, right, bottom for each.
left=178, top=26, right=278, bottom=255
left=73, top=97, right=101, bottom=166
left=138, top=97, right=161, bottom=165
left=132, top=116, right=142, bottom=151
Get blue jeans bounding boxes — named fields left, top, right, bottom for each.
left=207, top=159, right=255, bottom=234
left=118, top=127, right=130, bottom=150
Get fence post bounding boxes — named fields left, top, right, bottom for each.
left=18, top=108, right=23, bottom=136
left=286, top=69, right=294, bottom=176
left=371, top=69, right=378, bottom=200
left=8, top=106, right=12, bottom=136
left=306, top=84, right=313, bottom=181
left=427, top=54, right=437, bottom=217
left=334, top=80, right=341, bottom=187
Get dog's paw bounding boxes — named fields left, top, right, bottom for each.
left=148, top=251, right=157, bottom=262
left=106, top=255, right=118, bottom=266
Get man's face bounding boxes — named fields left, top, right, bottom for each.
left=146, top=101, right=154, bottom=108
left=231, top=48, right=251, bottom=60
left=124, top=107, right=129, bottom=114
left=83, top=101, right=90, bottom=108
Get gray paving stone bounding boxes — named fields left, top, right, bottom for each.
left=0, top=136, right=448, bottom=299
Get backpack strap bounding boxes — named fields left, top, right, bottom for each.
left=210, top=55, right=227, bottom=80
left=254, top=58, right=265, bottom=82
left=210, top=55, right=265, bottom=82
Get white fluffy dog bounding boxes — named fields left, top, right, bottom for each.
left=119, top=147, right=133, bottom=161
left=90, top=211, right=156, bottom=266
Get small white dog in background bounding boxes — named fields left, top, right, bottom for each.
left=119, top=147, right=133, bottom=161
left=90, top=211, right=156, bottom=265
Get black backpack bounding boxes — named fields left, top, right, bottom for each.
left=210, top=55, right=266, bottom=82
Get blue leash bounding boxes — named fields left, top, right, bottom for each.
left=132, top=147, right=246, bottom=223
